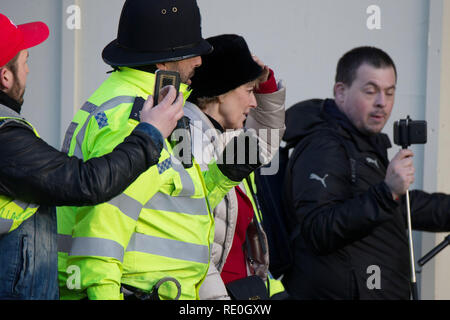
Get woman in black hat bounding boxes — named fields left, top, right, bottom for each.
left=184, top=34, right=287, bottom=300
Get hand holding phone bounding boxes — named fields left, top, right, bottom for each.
left=140, top=86, right=183, bottom=139
left=153, top=70, right=181, bottom=105
left=153, top=69, right=193, bottom=168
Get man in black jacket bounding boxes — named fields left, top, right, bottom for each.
left=0, top=13, right=184, bottom=299
left=282, top=46, right=450, bottom=300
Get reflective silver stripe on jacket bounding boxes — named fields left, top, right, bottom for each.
left=107, top=193, right=143, bottom=221
left=69, top=237, right=125, bottom=262
left=61, top=122, right=78, bottom=154
left=57, top=234, right=73, bottom=254
left=13, top=200, right=39, bottom=210
left=0, top=218, right=13, bottom=235
left=81, top=101, right=97, bottom=114
left=126, top=232, right=209, bottom=264
left=144, top=192, right=208, bottom=216
left=145, top=153, right=208, bottom=215
left=161, top=141, right=196, bottom=197
left=62, top=96, right=135, bottom=159
left=171, top=159, right=196, bottom=197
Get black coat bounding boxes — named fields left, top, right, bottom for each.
left=0, top=93, right=164, bottom=299
left=0, top=97, right=162, bottom=207
left=281, top=99, right=450, bottom=300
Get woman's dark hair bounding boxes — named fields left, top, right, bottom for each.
left=335, top=46, right=397, bottom=86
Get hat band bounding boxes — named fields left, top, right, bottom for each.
left=117, top=40, right=203, bottom=53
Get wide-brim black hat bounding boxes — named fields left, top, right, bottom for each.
left=189, top=34, right=263, bottom=102
left=102, top=0, right=213, bottom=66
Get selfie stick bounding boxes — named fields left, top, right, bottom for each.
left=405, top=188, right=418, bottom=300
left=394, top=115, right=427, bottom=300
left=401, top=119, right=418, bottom=300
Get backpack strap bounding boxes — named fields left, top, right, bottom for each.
left=245, top=176, right=268, bottom=256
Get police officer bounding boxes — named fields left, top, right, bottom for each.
left=58, top=0, right=263, bottom=300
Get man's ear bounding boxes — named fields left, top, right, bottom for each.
left=155, top=62, right=168, bottom=71
left=0, top=68, right=12, bottom=91
left=334, top=82, right=347, bottom=106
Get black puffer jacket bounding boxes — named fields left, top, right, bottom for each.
left=282, top=99, right=450, bottom=300
left=0, top=91, right=165, bottom=299
left=0, top=93, right=163, bottom=206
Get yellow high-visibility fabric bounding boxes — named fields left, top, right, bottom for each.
left=0, top=116, right=40, bottom=234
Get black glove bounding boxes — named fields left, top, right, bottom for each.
left=217, top=130, right=264, bottom=182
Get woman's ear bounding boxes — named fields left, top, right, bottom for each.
left=217, top=93, right=226, bottom=104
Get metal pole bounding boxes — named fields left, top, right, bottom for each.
left=405, top=190, right=418, bottom=300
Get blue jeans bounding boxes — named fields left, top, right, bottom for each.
left=0, top=205, right=58, bottom=300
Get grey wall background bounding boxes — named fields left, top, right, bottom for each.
left=1, top=0, right=449, bottom=299
left=1, top=0, right=63, bottom=146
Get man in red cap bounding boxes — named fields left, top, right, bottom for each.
left=0, top=13, right=184, bottom=300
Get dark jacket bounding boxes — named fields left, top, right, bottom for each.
left=0, top=91, right=163, bottom=299
left=281, top=99, right=450, bottom=300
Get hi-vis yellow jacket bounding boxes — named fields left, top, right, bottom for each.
left=57, top=67, right=239, bottom=300
left=0, top=115, right=40, bottom=235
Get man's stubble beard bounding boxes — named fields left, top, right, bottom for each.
left=10, top=78, right=25, bottom=105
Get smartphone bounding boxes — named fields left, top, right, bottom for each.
left=153, top=69, right=192, bottom=168
left=393, top=116, right=427, bottom=148
left=153, top=70, right=181, bottom=106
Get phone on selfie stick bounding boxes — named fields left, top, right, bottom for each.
left=393, top=116, right=427, bottom=300
left=154, top=70, right=193, bottom=168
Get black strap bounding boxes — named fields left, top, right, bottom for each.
left=245, top=177, right=267, bottom=255
left=244, top=177, right=271, bottom=298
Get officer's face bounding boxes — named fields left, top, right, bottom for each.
left=335, top=63, right=396, bottom=135
left=164, top=55, right=202, bottom=86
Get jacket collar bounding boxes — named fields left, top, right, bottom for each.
left=110, top=67, right=192, bottom=101
left=0, top=90, right=22, bottom=114
left=322, top=99, right=391, bottom=166
left=205, top=114, right=224, bottom=133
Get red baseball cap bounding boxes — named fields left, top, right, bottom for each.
left=0, top=13, right=49, bottom=67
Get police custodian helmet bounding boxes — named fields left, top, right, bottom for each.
left=102, top=0, right=213, bottom=67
